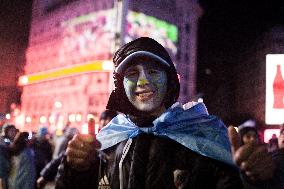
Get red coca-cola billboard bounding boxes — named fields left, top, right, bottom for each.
left=266, top=54, right=284, bottom=124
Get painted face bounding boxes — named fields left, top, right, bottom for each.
left=123, top=62, right=168, bottom=116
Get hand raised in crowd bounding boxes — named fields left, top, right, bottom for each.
left=228, top=126, right=276, bottom=182
left=66, top=134, right=101, bottom=171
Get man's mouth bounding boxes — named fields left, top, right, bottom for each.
left=136, top=91, right=154, bottom=101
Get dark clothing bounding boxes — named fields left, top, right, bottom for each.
left=32, top=139, right=53, bottom=180
left=40, top=153, right=64, bottom=182
left=270, top=148, right=284, bottom=189
left=0, top=144, right=10, bottom=189
left=56, top=134, right=243, bottom=189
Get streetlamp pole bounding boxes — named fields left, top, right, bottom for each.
left=113, top=0, right=129, bottom=51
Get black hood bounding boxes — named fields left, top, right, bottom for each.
left=106, top=37, right=180, bottom=118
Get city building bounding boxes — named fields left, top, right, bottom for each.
left=18, top=0, right=202, bottom=132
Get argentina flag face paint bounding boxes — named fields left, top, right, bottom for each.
left=123, top=61, right=168, bottom=116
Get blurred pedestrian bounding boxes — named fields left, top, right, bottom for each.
left=0, top=113, right=7, bottom=134
left=98, top=109, right=118, bottom=132
left=0, top=143, right=10, bottom=189
left=31, top=127, right=53, bottom=189
left=9, top=131, right=36, bottom=189
left=36, top=128, right=78, bottom=189
left=267, top=134, right=279, bottom=153
left=0, top=124, right=17, bottom=146
left=0, top=124, right=17, bottom=189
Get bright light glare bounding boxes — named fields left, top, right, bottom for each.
left=25, top=116, right=32, bottom=123
left=5, top=114, right=10, bottom=120
left=40, top=116, right=47, bottom=123
left=264, top=129, right=280, bottom=143
left=15, top=114, right=25, bottom=127
left=69, top=114, right=76, bottom=122
left=18, top=76, right=29, bottom=86
left=102, top=61, right=114, bottom=71
left=76, top=114, right=82, bottom=122
left=54, top=101, right=62, bottom=108
left=49, top=115, right=55, bottom=123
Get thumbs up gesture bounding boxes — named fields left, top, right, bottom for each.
left=228, top=126, right=275, bottom=182
left=66, top=134, right=101, bottom=171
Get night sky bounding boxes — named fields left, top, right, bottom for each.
left=197, top=0, right=283, bottom=91
left=197, top=0, right=283, bottom=123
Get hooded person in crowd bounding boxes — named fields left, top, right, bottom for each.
left=55, top=37, right=243, bottom=189
left=238, top=119, right=259, bottom=146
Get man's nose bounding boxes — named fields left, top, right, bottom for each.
left=137, top=71, right=150, bottom=87
left=137, top=78, right=149, bottom=87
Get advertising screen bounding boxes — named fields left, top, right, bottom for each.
left=126, top=11, right=178, bottom=58
left=265, top=54, right=284, bottom=124
left=59, top=9, right=178, bottom=62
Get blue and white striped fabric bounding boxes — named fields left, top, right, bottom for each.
left=96, top=102, right=234, bottom=165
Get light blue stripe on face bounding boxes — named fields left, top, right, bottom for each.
left=96, top=103, right=234, bottom=166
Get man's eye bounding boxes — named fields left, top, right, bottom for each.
left=148, top=69, right=159, bottom=74
left=125, top=71, right=137, bottom=77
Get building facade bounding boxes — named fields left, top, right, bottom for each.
left=19, top=0, right=202, bottom=132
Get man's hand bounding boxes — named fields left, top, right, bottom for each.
left=228, top=126, right=275, bottom=182
left=66, top=134, right=101, bottom=171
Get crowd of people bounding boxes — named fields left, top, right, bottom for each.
left=0, top=37, right=283, bottom=189
left=0, top=110, right=117, bottom=189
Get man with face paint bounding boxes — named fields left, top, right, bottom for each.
left=56, top=37, right=247, bottom=189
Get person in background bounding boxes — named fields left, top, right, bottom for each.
left=98, top=109, right=118, bottom=132
left=56, top=37, right=243, bottom=189
left=31, top=127, right=53, bottom=189
left=0, top=142, right=10, bottom=189
left=0, top=124, right=17, bottom=189
left=228, top=121, right=282, bottom=189
left=238, top=119, right=259, bottom=145
left=9, top=131, right=36, bottom=189
left=267, top=134, right=279, bottom=153
left=0, top=113, right=7, bottom=134
left=0, top=124, right=17, bottom=146
left=268, top=124, right=284, bottom=188
left=36, top=128, right=78, bottom=189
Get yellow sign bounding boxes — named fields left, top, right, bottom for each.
left=18, top=60, right=113, bottom=86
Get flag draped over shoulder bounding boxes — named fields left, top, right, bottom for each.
left=97, top=102, right=234, bottom=165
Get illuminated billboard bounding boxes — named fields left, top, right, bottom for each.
left=126, top=11, right=178, bottom=58
left=59, top=9, right=178, bottom=62
left=265, top=54, right=284, bottom=124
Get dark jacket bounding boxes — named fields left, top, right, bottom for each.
left=270, top=148, right=284, bottom=189
left=55, top=134, right=243, bottom=189
left=40, top=153, right=64, bottom=181
left=32, top=138, right=53, bottom=178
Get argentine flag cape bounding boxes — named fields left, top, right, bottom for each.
left=96, top=102, right=234, bottom=165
